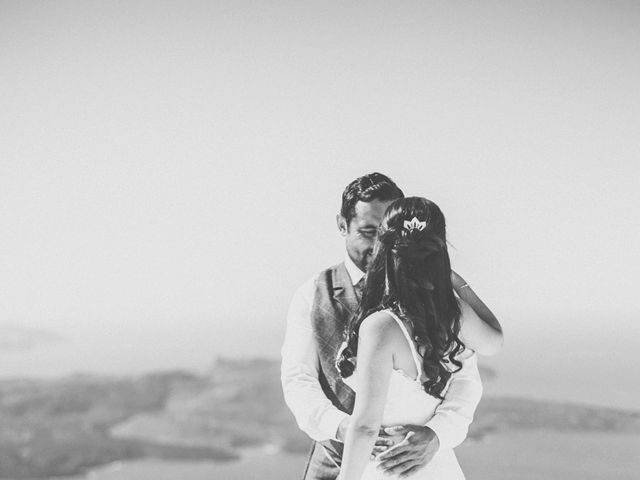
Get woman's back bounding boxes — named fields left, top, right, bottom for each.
left=343, top=310, right=441, bottom=424
left=342, top=309, right=466, bottom=479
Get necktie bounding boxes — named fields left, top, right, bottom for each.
left=354, top=278, right=365, bottom=300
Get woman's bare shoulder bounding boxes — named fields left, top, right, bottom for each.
left=358, top=310, right=405, bottom=345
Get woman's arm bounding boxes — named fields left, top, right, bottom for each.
left=339, top=313, right=395, bottom=480
left=452, top=271, right=503, bottom=356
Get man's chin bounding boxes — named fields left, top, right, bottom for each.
left=360, top=258, right=373, bottom=272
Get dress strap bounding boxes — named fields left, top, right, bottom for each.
left=383, top=309, right=423, bottom=382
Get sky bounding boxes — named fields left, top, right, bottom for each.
left=1, top=1, right=639, bottom=407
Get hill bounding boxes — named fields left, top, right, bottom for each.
left=0, top=358, right=638, bottom=478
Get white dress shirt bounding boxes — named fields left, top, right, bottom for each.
left=280, top=255, right=483, bottom=448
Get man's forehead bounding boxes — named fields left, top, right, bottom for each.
left=352, top=199, right=393, bottom=226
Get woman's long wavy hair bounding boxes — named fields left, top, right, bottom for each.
left=336, top=197, right=465, bottom=399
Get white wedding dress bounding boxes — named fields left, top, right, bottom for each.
left=342, top=309, right=466, bottom=480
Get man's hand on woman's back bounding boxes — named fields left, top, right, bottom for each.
left=375, top=425, right=440, bottom=478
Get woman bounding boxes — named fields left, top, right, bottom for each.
left=336, top=196, right=490, bottom=480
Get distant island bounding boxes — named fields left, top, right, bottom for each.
left=1, top=358, right=638, bottom=479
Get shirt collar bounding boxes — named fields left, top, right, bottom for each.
left=344, top=254, right=365, bottom=286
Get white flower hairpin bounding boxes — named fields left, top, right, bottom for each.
left=403, top=217, right=426, bottom=233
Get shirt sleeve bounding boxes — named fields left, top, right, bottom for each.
left=280, top=275, right=349, bottom=442
left=424, top=348, right=483, bottom=449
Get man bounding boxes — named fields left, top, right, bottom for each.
left=281, top=173, right=503, bottom=479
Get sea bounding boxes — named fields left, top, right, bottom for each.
left=1, top=319, right=639, bottom=479
left=58, top=432, right=640, bottom=480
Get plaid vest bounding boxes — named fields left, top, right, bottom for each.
left=304, top=263, right=358, bottom=479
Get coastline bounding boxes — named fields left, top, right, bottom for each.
left=1, top=357, right=638, bottom=479
left=74, top=431, right=640, bottom=480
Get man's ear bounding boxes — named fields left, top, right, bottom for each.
left=336, top=214, right=348, bottom=237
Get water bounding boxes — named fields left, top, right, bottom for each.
left=60, top=432, right=639, bottom=480
left=3, top=321, right=639, bottom=480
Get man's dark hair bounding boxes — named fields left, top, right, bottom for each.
left=340, top=172, right=404, bottom=226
